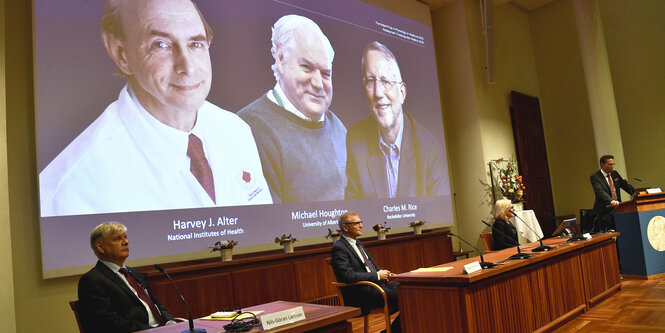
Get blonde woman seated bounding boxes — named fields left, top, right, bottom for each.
left=492, top=199, right=519, bottom=250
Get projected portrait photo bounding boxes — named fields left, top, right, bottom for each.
left=38, top=0, right=272, bottom=217
left=237, top=15, right=347, bottom=204
left=345, top=41, right=449, bottom=199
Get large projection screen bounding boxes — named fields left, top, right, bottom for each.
left=35, top=0, right=453, bottom=278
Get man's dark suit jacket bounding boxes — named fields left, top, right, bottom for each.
left=590, top=170, right=634, bottom=230
left=331, top=236, right=398, bottom=315
left=78, top=261, right=174, bottom=333
left=345, top=111, right=448, bottom=199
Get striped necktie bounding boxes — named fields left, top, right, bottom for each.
left=119, top=267, right=165, bottom=325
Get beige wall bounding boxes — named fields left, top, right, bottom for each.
left=433, top=0, right=542, bottom=250
left=1, top=0, right=18, bottom=331
left=530, top=0, right=598, bottom=218
left=432, top=0, right=488, bottom=250
left=6, top=0, right=83, bottom=331
left=4, top=0, right=664, bottom=332
left=530, top=0, right=665, bottom=219
left=600, top=0, right=665, bottom=190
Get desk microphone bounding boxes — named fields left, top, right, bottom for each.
left=510, top=210, right=554, bottom=252
left=154, top=264, right=207, bottom=333
left=481, top=220, right=531, bottom=260
left=444, top=231, right=496, bottom=268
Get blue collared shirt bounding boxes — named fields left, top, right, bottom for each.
left=378, top=117, right=404, bottom=198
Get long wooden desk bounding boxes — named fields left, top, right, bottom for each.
left=139, top=231, right=452, bottom=318
left=137, top=301, right=361, bottom=333
left=392, top=233, right=621, bottom=333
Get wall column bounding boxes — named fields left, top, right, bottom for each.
left=573, top=0, right=626, bottom=171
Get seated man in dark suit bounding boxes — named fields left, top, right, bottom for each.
left=331, top=211, right=401, bottom=333
left=78, top=222, right=174, bottom=333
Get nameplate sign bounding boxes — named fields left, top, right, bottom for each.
left=462, top=261, right=482, bottom=274
left=647, top=188, right=662, bottom=194
left=260, top=306, right=306, bottom=330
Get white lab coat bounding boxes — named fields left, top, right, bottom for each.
left=39, top=85, right=272, bottom=216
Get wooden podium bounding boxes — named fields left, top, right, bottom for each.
left=615, top=191, right=665, bottom=278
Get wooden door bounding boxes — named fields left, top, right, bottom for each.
left=510, top=91, right=555, bottom=237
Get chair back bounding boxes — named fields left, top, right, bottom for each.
left=325, top=257, right=392, bottom=333
left=480, top=232, right=494, bottom=251
left=69, top=300, right=85, bottom=333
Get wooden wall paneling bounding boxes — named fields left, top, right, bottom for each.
left=528, top=265, right=552, bottom=329
left=503, top=271, right=537, bottom=332
left=427, top=234, right=454, bottom=267
left=293, top=254, right=336, bottom=302
left=232, top=262, right=296, bottom=308
left=579, top=240, right=621, bottom=306
left=396, top=285, right=466, bottom=332
left=363, top=240, right=390, bottom=272
left=151, top=272, right=234, bottom=318
left=581, top=240, right=621, bottom=307
left=383, top=240, right=422, bottom=274
left=580, top=243, right=605, bottom=303
left=467, top=279, right=498, bottom=332
left=140, top=231, right=453, bottom=318
left=541, top=253, right=585, bottom=323
left=599, top=242, right=621, bottom=290
left=513, top=271, right=539, bottom=332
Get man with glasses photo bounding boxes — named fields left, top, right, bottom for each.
left=345, top=41, right=447, bottom=199
left=331, top=211, right=401, bottom=333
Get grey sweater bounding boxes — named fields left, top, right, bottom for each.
left=237, top=93, right=347, bottom=203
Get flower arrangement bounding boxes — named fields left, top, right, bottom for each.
left=409, top=220, right=425, bottom=235
left=274, top=234, right=297, bottom=245
left=324, top=229, right=341, bottom=239
left=373, top=222, right=391, bottom=232
left=210, top=240, right=238, bottom=251
left=496, top=157, right=526, bottom=204
left=409, top=221, right=426, bottom=227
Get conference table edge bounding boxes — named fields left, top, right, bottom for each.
left=138, top=301, right=361, bottom=333
left=392, top=232, right=619, bottom=285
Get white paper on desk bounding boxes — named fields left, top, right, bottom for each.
left=410, top=267, right=452, bottom=273
left=200, top=310, right=264, bottom=321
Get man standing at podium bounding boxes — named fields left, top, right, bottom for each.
left=590, top=154, right=635, bottom=231
left=331, top=211, right=401, bottom=332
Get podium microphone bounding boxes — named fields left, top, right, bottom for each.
left=510, top=210, right=554, bottom=252
left=634, top=177, right=659, bottom=188
left=444, top=231, right=496, bottom=268
left=481, top=220, right=531, bottom=260
left=154, top=264, right=206, bottom=333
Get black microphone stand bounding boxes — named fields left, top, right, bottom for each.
left=444, top=231, right=496, bottom=268
left=510, top=210, right=554, bottom=252
left=634, top=177, right=659, bottom=189
left=481, top=220, right=531, bottom=260
left=154, top=264, right=206, bottom=333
